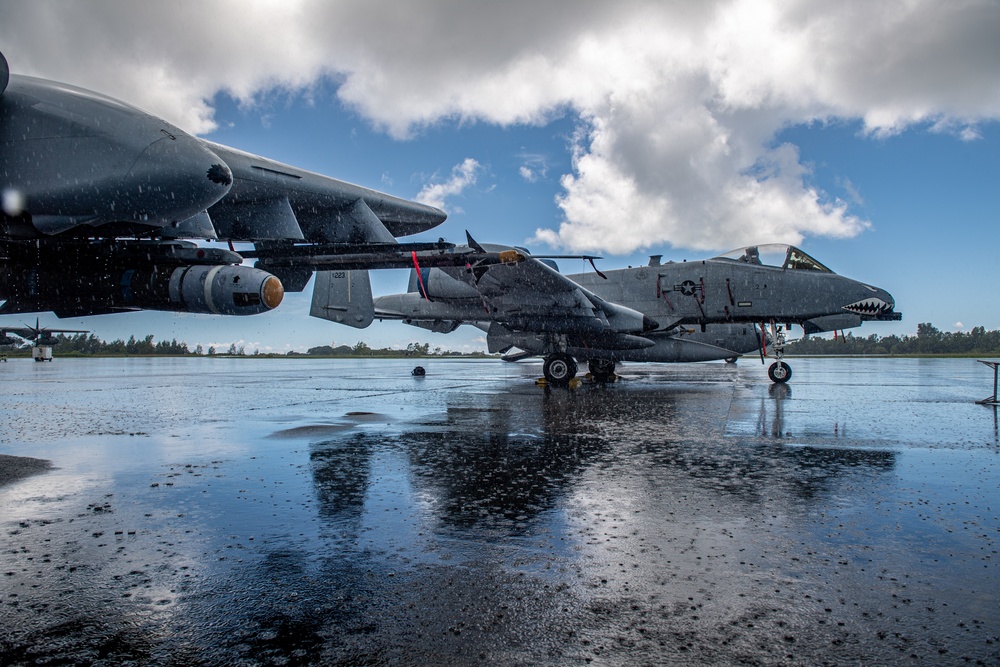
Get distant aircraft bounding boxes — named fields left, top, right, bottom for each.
left=347, top=239, right=900, bottom=384
left=0, top=317, right=87, bottom=345
left=0, top=317, right=88, bottom=361
left=0, top=50, right=446, bottom=318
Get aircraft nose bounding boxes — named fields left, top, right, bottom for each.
left=123, top=133, right=232, bottom=224
left=843, top=285, right=900, bottom=321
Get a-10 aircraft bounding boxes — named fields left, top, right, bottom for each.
left=0, top=49, right=447, bottom=319
left=338, top=238, right=900, bottom=384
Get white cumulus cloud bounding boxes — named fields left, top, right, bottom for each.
left=2, top=0, right=998, bottom=253
left=415, top=158, right=482, bottom=212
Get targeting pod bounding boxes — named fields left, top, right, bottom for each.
left=167, top=265, right=283, bottom=315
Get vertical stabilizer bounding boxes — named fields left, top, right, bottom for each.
left=406, top=268, right=420, bottom=293
left=310, top=270, right=374, bottom=328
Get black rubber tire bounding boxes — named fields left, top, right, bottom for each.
left=588, top=358, right=616, bottom=382
left=544, top=354, right=577, bottom=385
left=768, top=361, right=792, bottom=383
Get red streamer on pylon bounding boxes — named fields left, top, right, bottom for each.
left=412, top=251, right=429, bottom=301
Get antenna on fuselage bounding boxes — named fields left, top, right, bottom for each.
left=465, top=230, right=487, bottom=253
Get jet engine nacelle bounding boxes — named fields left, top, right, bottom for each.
left=412, top=268, right=481, bottom=300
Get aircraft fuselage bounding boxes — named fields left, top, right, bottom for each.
left=568, top=257, right=896, bottom=330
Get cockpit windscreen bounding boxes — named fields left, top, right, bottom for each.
left=714, top=244, right=834, bottom=273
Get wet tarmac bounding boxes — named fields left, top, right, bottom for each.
left=1, top=356, right=997, bottom=665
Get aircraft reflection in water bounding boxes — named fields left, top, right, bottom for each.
left=0, top=50, right=446, bottom=319
left=307, top=378, right=897, bottom=537
left=363, top=240, right=901, bottom=384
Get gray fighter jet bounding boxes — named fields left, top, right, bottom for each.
left=0, top=50, right=446, bottom=318
left=349, top=240, right=900, bottom=384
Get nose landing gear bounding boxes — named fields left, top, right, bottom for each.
left=768, top=360, right=792, bottom=383
left=762, top=321, right=792, bottom=384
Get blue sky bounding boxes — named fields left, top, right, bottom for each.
left=2, top=1, right=998, bottom=353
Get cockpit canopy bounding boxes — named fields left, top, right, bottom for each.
left=714, top=244, right=833, bottom=274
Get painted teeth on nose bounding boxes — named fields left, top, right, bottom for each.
left=844, top=298, right=890, bottom=314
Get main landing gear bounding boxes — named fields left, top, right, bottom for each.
left=588, top=358, right=617, bottom=383
left=542, top=354, right=618, bottom=386
left=542, top=353, right=577, bottom=386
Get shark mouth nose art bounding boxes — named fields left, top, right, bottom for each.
left=843, top=298, right=894, bottom=316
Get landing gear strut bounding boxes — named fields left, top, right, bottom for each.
left=588, top=358, right=617, bottom=383
left=543, top=354, right=577, bottom=386
left=762, top=321, right=792, bottom=384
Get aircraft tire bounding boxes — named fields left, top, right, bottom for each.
left=768, top=361, right=792, bottom=383
left=544, top=354, right=577, bottom=386
left=588, top=358, right=616, bottom=382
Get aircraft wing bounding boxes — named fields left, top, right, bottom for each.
left=1, top=49, right=450, bottom=320
left=0, top=298, right=136, bottom=318
left=199, top=142, right=446, bottom=243
left=371, top=245, right=658, bottom=338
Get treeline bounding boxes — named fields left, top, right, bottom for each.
left=300, top=341, right=491, bottom=357
left=37, top=333, right=192, bottom=355
left=10, top=323, right=997, bottom=358
left=788, top=323, right=1000, bottom=356
left=2, top=333, right=488, bottom=358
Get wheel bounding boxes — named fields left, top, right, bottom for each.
left=588, top=358, right=616, bottom=382
left=768, top=361, right=792, bottom=383
left=543, top=354, right=577, bottom=385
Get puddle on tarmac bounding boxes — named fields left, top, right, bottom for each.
left=1, top=357, right=997, bottom=664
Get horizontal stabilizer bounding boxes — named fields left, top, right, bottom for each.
left=310, top=270, right=374, bottom=329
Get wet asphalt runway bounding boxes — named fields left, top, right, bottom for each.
left=1, top=356, right=998, bottom=665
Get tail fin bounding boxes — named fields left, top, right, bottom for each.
left=310, top=270, right=374, bottom=328
left=406, top=267, right=435, bottom=299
